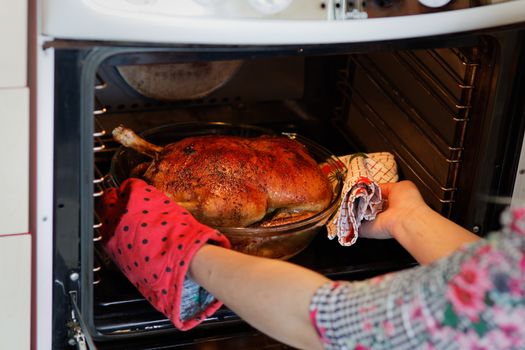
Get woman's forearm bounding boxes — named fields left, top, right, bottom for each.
left=189, top=244, right=328, bottom=350
left=392, top=205, right=480, bottom=265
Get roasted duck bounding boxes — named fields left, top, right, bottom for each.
left=112, top=126, right=333, bottom=227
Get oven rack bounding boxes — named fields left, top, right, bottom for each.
left=335, top=48, right=479, bottom=216
left=93, top=55, right=305, bottom=114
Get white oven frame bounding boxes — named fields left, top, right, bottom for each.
left=512, top=138, right=525, bottom=207
left=34, top=35, right=55, bottom=350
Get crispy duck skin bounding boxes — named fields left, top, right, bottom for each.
left=113, top=126, right=333, bottom=227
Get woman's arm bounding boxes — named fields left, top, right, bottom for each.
left=361, top=181, right=480, bottom=264
left=189, top=244, right=328, bottom=350
left=189, top=181, right=481, bottom=348
left=391, top=204, right=480, bottom=265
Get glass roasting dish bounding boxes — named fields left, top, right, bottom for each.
left=110, top=122, right=346, bottom=259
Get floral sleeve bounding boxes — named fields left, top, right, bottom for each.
left=310, top=208, right=525, bottom=350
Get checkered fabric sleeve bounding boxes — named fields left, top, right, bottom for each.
left=309, top=220, right=525, bottom=350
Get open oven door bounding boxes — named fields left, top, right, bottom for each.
left=68, top=291, right=99, bottom=350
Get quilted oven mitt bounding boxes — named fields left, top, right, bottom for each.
left=96, top=178, right=231, bottom=331
left=326, top=152, right=398, bottom=246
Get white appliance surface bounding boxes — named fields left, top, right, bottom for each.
left=41, top=0, right=525, bottom=45
left=35, top=35, right=55, bottom=350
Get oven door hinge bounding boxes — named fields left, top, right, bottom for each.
left=67, top=291, right=98, bottom=350
left=333, top=0, right=368, bottom=20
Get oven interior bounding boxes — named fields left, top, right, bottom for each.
left=52, top=28, right=525, bottom=348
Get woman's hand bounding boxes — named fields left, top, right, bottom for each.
left=361, top=180, right=427, bottom=240
left=361, top=180, right=480, bottom=264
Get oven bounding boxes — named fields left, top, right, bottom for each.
left=34, top=1, right=525, bottom=349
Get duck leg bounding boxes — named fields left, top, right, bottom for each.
left=112, top=125, right=163, bottom=158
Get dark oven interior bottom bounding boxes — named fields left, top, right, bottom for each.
left=92, top=107, right=416, bottom=346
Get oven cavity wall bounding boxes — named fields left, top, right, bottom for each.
left=50, top=30, right=525, bottom=346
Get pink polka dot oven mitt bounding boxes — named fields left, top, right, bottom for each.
left=326, top=152, right=398, bottom=246
left=97, top=178, right=231, bottom=331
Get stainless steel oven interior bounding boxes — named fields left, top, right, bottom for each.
left=52, top=27, right=525, bottom=349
